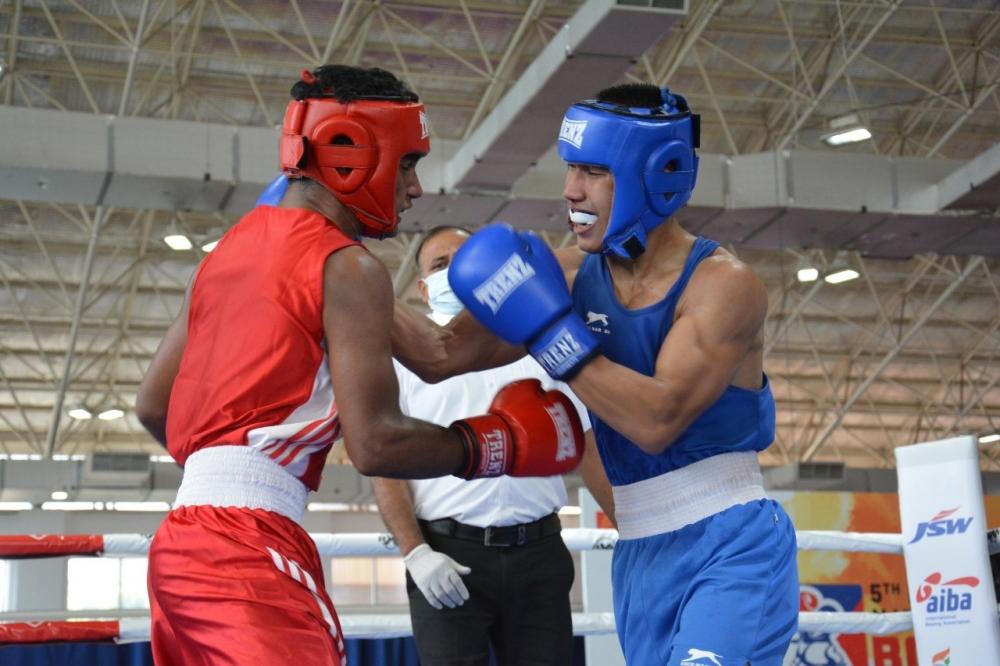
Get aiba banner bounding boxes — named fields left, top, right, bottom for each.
left=896, top=436, right=1000, bottom=665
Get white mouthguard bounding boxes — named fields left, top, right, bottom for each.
left=569, top=210, right=598, bottom=226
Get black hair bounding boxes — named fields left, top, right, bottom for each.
left=416, top=225, right=472, bottom=272
left=596, top=83, right=663, bottom=109
left=291, top=65, right=419, bottom=103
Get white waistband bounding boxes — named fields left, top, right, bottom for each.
left=613, top=451, right=767, bottom=540
left=174, top=446, right=308, bottom=525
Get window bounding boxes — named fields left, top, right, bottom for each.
left=329, top=557, right=406, bottom=606
left=66, top=557, right=150, bottom=611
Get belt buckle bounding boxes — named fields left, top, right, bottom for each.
left=483, top=525, right=526, bottom=547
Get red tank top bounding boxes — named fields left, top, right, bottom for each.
left=166, top=206, right=360, bottom=490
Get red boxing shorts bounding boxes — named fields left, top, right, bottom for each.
left=149, top=505, right=345, bottom=665
left=148, top=446, right=345, bottom=665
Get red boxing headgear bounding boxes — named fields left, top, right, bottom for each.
left=279, top=97, right=430, bottom=238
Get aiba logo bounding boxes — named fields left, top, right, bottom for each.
left=908, top=507, right=973, bottom=544
left=931, top=647, right=951, bottom=666
left=559, top=118, right=588, bottom=149
left=916, top=572, right=978, bottom=613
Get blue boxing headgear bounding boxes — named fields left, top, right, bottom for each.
left=557, top=88, right=700, bottom=259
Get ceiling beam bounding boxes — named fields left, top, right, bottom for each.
left=802, top=256, right=985, bottom=460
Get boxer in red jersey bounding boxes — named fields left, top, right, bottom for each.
left=136, top=65, right=586, bottom=666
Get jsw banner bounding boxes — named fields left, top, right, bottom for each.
left=896, top=436, right=1000, bottom=665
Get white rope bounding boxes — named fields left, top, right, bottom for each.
left=102, top=534, right=153, bottom=555
left=798, top=610, right=914, bottom=635
left=98, top=528, right=989, bottom=557
left=793, top=530, right=903, bottom=554
left=9, top=606, right=1000, bottom=645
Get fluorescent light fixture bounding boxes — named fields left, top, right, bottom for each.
left=201, top=239, right=219, bottom=252
left=68, top=407, right=93, bottom=420
left=9, top=453, right=41, bottom=461
left=163, top=234, right=193, bottom=251
left=42, top=501, right=96, bottom=511
left=307, top=503, right=353, bottom=512
left=796, top=267, right=819, bottom=283
left=823, top=127, right=872, bottom=146
left=149, top=455, right=176, bottom=463
left=558, top=505, right=582, bottom=516
left=112, top=501, right=171, bottom=512
left=307, top=502, right=378, bottom=512
left=823, top=112, right=872, bottom=147
left=53, top=453, right=86, bottom=461
left=824, top=269, right=859, bottom=284
left=50, top=490, right=69, bottom=500
left=979, top=433, right=1000, bottom=444
left=0, top=502, right=32, bottom=511
left=97, top=408, right=125, bottom=421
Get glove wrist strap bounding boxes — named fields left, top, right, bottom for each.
left=528, top=313, right=599, bottom=380
left=449, top=415, right=512, bottom=479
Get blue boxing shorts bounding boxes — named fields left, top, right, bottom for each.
left=611, top=458, right=799, bottom=666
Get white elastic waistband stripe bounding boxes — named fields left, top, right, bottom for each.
left=613, top=451, right=767, bottom=540
left=174, top=446, right=309, bottom=525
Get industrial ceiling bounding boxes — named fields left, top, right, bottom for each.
left=0, top=0, right=998, bottom=471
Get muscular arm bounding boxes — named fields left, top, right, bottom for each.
left=136, top=278, right=194, bottom=447
left=577, top=430, right=615, bottom=526
left=371, top=478, right=425, bottom=556
left=390, top=239, right=587, bottom=383
left=325, top=247, right=466, bottom=477
left=569, top=258, right=768, bottom=455
left=391, top=303, right=523, bottom=382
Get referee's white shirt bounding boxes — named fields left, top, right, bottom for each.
left=394, top=314, right=591, bottom=528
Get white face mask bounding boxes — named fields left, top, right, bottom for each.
left=422, top=267, right=464, bottom=317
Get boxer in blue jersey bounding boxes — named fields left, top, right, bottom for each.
left=441, top=84, right=800, bottom=665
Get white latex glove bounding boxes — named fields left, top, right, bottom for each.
left=403, top=543, right=471, bottom=610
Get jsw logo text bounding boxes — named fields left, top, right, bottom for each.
left=908, top=507, right=973, bottom=544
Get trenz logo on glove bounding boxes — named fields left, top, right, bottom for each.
left=481, top=429, right=509, bottom=476
left=473, top=253, right=536, bottom=314
left=546, top=402, right=577, bottom=462
left=536, top=327, right=584, bottom=378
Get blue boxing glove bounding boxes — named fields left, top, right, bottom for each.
left=256, top=174, right=288, bottom=206
left=449, top=224, right=598, bottom=380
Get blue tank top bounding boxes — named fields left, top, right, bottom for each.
left=571, top=236, right=775, bottom=486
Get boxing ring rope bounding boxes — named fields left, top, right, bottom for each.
left=2, top=528, right=999, bottom=646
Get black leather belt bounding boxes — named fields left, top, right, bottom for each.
left=420, top=513, right=561, bottom=547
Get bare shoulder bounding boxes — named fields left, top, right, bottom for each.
left=323, top=245, right=393, bottom=306
left=683, top=251, right=767, bottom=323
left=324, top=245, right=390, bottom=286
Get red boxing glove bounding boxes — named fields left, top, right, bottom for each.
left=450, top=379, right=585, bottom=479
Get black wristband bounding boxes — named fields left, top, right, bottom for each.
left=449, top=421, right=479, bottom=480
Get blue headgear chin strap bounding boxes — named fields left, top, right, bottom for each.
left=557, top=88, right=700, bottom=259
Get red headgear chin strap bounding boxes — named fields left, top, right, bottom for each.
left=279, top=97, right=430, bottom=238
